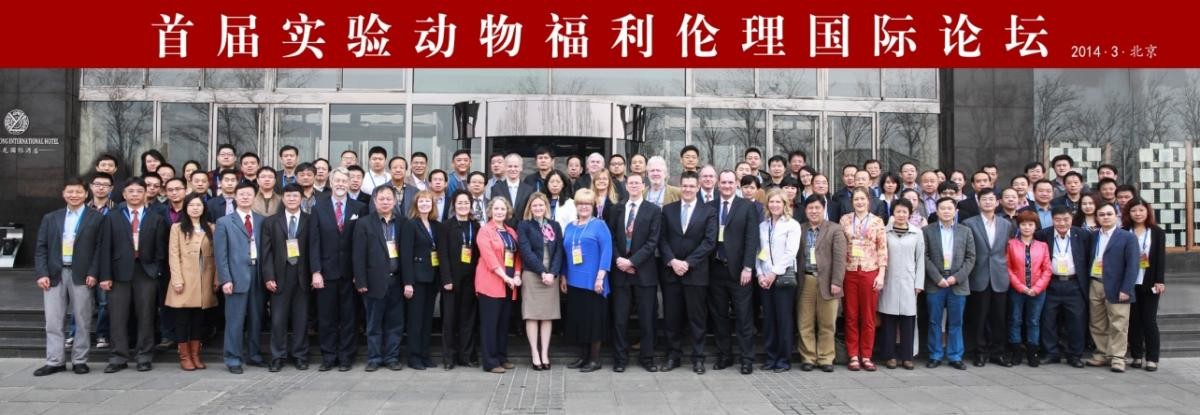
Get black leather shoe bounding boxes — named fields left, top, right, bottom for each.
left=819, top=364, right=835, bottom=372
left=365, top=362, right=380, bottom=372
left=926, top=360, right=942, bottom=369
left=568, top=358, right=588, bottom=369
left=294, top=359, right=309, bottom=371
left=774, top=365, right=791, bottom=373
left=580, top=362, right=602, bottom=373
left=612, top=364, right=626, bottom=373
left=990, top=356, right=1013, bottom=367
left=973, top=357, right=986, bottom=367
left=640, top=362, right=658, bottom=373
left=660, top=359, right=680, bottom=372
left=389, top=361, right=404, bottom=371
left=739, top=363, right=753, bottom=375
left=760, top=362, right=777, bottom=371
left=443, top=362, right=455, bottom=371
left=713, top=358, right=733, bottom=370
left=268, top=359, right=283, bottom=372
left=693, top=362, right=706, bottom=374
left=949, top=361, right=967, bottom=370
left=1041, top=355, right=1062, bottom=365
left=104, top=362, right=128, bottom=373
left=799, top=363, right=815, bottom=372
left=227, top=365, right=243, bottom=374
left=338, top=364, right=352, bottom=372
left=33, top=365, right=66, bottom=376
left=318, top=362, right=335, bottom=372
left=72, top=364, right=90, bottom=374
left=245, top=360, right=265, bottom=368
left=1067, top=358, right=1086, bottom=368
left=136, top=362, right=152, bottom=372
left=409, top=362, right=427, bottom=370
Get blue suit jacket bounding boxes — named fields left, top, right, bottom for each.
left=1093, top=228, right=1140, bottom=303
left=214, top=211, right=264, bottom=294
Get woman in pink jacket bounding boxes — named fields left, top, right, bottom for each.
left=1006, top=211, right=1051, bottom=367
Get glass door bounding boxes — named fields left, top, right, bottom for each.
left=826, top=113, right=876, bottom=174
left=769, top=112, right=820, bottom=172
left=270, top=105, right=327, bottom=166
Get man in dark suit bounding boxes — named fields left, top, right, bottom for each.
left=1085, top=203, right=1140, bottom=372
left=214, top=182, right=266, bottom=374
left=490, top=153, right=537, bottom=227
left=207, top=169, right=240, bottom=223
left=961, top=189, right=1013, bottom=367
left=607, top=174, right=662, bottom=373
left=1050, top=171, right=1085, bottom=216
left=659, top=171, right=716, bottom=374
left=33, top=178, right=104, bottom=376
left=262, top=184, right=312, bottom=372
left=830, top=164, right=858, bottom=221
left=98, top=178, right=168, bottom=373
left=377, top=156, right=418, bottom=216
left=707, top=170, right=761, bottom=375
left=956, top=171, right=992, bottom=221
left=309, top=167, right=367, bottom=371
left=923, top=197, right=976, bottom=370
left=522, top=146, right=554, bottom=193
left=1035, top=206, right=1092, bottom=368
left=353, top=186, right=407, bottom=372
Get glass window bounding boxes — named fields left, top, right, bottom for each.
left=160, top=103, right=211, bottom=169
left=690, top=108, right=766, bottom=170
left=342, top=69, right=406, bottom=90
left=771, top=114, right=818, bottom=170
left=829, top=115, right=874, bottom=172
left=148, top=69, right=201, bottom=87
left=205, top=69, right=266, bottom=89
left=215, top=106, right=264, bottom=162
left=412, top=105, right=460, bottom=171
left=82, top=69, right=144, bottom=87
left=828, top=69, right=880, bottom=97
left=693, top=69, right=754, bottom=96
left=274, top=108, right=323, bottom=163
left=277, top=69, right=339, bottom=89
left=552, top=69, right=685, bottom=96
left=883, top=69, right=937, bottom=99
left=329, top=104, right=406, bottom=164
left=413, top=69, right=547, bottom=94
left=879, top=113, right=938, bottom=175
left=758, top=69, right=817, bottom=98
left=630, top=108, right=685, bottom=176
left=78, top=101, right=154, bottom=175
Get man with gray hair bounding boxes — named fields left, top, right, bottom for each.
left=573, top=152, right=607, bottom=192
left=645, top=156, right=681, bottom=207
left=698, top=165, right=718, bottom=204
left=489, top=153, right=537, bottom=227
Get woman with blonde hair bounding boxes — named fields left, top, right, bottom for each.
left=517, top=193, right=564, bottom=370
left=400, top=190, right=442, bottom=370
left=756, top=189, right=802, bottom=372
left=562, top=188, right=613, bottom=372
left=590, top=170, right=619, bottom=221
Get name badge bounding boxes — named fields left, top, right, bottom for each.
left=62, top=237, right=75, bottom=258
left=1139, top=253, right=1149, bottom=269
left=460, top=246, right=472, bottom=264
left=808, top=246, right=816, bottom=265
left=757, top=247, right=769, bottom=262
left=286, top=239, right=300, bottom=259
left=572, top=245, right=584, bottom=265
left=1091, top=259, right=1103, bottom=277
left=132, top=232, right=140, bottom=253
left=1054, top=256, right=1069, bottom=275
left=718, top=225, right=725, bottom=242
left=387, top=241, right=398, bottom=259
left=943, top=255, right=951, bottom=270
left=851, top=240, right=865, bottom=258
left=504, top=250, right=515, bottom=268
left=249, top=239, right=257, bottom=260
left=431, top=250, right=440, bottom=267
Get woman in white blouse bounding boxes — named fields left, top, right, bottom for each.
left=756, top=189, right=803, bottom=372
left=544, top=170, right=577, bottom=226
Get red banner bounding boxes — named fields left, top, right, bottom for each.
left=0, top=0, right=1189, bottom=67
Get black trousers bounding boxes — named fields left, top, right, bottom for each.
left=660, top=272, right=708, bottom=363
left=108, top=267, right=157, bottom=365
left=406, top=281, right=438, bottom=366
left=478, top=294, right=512, bottom=371
left=270, top=267, right=310, bottom=361
left=760, top=282, right=796, bottom=367
left=1129, top=284, right=1161, bottom=362
left=878, top=314, right=916, bottom=361
left=316, top=277, right=358, bottom=365
left=967, top=288, right=1007, bottom=358
left=707, top=262, right=756, bottom=364
left=441, top=280, right=479, bottom=365
left=1040, top=278, right=1086, bottom=360
left=171, top=307, right=206, bottom=343
left=611, top=282, right=658, bottom=365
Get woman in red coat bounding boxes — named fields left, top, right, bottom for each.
left=475, top=197, right=523, bottom=374
left=1006, top=210, right=1051, bottom=367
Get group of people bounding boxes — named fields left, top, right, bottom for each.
left=31, top=144, right=1165, bottom=377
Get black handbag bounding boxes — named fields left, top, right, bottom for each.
left=775, top=266, right=798, bottom=288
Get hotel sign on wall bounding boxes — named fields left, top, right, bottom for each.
left=0, top=109, right=60, bottom=156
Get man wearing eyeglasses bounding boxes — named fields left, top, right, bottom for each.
left=1085, top=204, right=1140, bottom=373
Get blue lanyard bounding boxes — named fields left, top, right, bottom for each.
left=66, top=209, right=85, bottom=236
left=461, top=221, right=474, bottom=246
left=424, top=222, right=436, bottom=250
left=572, top=219, right=593, bottom=248
left=1054, top=233, right=1071, bottom=256
left=497, top=227, right=514, bottom=251
left=383, top=220, right=395, bottom=241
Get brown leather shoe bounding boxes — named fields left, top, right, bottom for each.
left=177, top=344, right=196, bottom=371
left=885, top=359, right=898, bottom=369
left=189, top=341, right=206, bottom=369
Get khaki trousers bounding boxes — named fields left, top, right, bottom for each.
left=1088, top=279, right=1130, bottom=368
left=797, top=274, right=839, bottom=365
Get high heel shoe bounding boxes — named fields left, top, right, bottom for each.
left=531, top=359, right=544, bottom=371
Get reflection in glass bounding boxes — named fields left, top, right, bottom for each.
left=829, top=115, right=873, bottom=170
left=160, top=103, right=210, bottom=169
left=828, top=69, right=880, bottom=97
left=879, top=113, right=937, bottom=174
left=412, top=105, right=459, bottom=169
left=691, top=108, right=766, bottom=170
left=329, top=104, right=406, bottom=162
left=206, top=69, right=266, bottom=89
left=772, top=114, right=818, bottom=170
left=343, top=69, right=406, bottom=90
left=79, top=101, right=154, bottom=175
left=413, top=69, right=547, bottom=94
left=148, top=70, right=201, bottom=87
left=883, top=69, right=937, bottom=99
left=759, top=70, right=818, bottom=98
left=631, top=108, right=685, bottom=175
left=693, top=69, right=754, bottom=96
left=552, top=69, right=685, bottom=96
left=82, top=69, right=144, bottom=87
left=216, top=107, right=263, bottom=160
left=277, top=69, right=339, bottom=88
left=274, top=108, right=322, bottom=163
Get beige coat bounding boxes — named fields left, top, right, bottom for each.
left=166, top=223, right=218, bottom=309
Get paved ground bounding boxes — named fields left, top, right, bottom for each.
left=1, top=357, right=1199, bottom=414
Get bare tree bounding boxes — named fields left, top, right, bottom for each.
left=1176, top=72, right=1200, bottom=147
left=1033, top=73, right=1081, bottom=162
left=1122, top=74, right=1174, bottom=184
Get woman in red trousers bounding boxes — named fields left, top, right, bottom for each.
left=838, top=187, right=888, bottom=371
